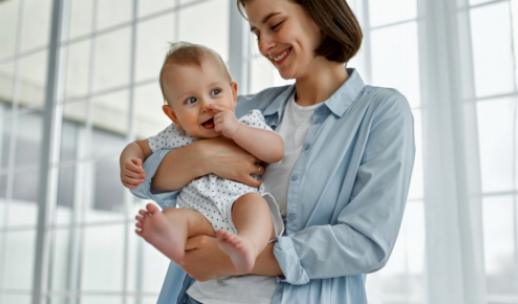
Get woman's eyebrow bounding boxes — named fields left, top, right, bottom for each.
left=249, top=12, right=281, bottom=32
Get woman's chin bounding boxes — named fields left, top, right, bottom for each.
left=277, top=68, right=296, bottom=80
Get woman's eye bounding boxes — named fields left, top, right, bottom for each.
left=270, top=21, right=283, bottom=31
left=210, top=88, right=222, bottom=97
left=185, top=96, right=197, bottom=105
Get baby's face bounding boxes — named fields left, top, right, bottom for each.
left=162, top=56, right=237, bottom=138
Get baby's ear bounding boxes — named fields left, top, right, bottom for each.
left=162, top=105, right=179, bottom=125
left=231, top=81, right=238, bottom=103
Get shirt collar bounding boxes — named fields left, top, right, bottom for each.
left=322, top=68, right=365, bottom=118
left=263, top=85, right=296, bottom=117
left=262, top=68, right=365, bottom=119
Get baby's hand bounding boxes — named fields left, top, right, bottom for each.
left=121, top=158, right=146, bottom=189
left=210, top=104, right=241, bottom=139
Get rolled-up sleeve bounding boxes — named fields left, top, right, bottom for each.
left=273, top=93, right=415, bottom=285
left=130, top=149, right=180, bottom=209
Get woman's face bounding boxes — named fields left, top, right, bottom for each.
left=244, top=0, right=322, bottom=80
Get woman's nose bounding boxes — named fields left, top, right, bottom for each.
left=258, top=33, right=276, bottom=56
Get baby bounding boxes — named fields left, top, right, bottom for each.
left=119, top=42, right=284, bottom=273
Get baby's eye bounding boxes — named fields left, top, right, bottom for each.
left=185, top=96, right=197, bottom=105
left=210, top=88, right=222, bottom=97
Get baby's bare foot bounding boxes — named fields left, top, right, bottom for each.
left=135, top=203, right=186, bottom=262
left=216, top=230, right=258, bottom=273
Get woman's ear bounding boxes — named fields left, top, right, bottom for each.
left=162, top=105, right=179, bottom=125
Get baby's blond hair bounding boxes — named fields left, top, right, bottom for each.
left=159, top=42, right=232, bottom=105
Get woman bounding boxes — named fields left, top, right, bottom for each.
left=132, top=0, right=415, bottom=303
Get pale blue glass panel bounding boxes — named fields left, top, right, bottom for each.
left=92, top=28, right=130, bottom=92
left=470, top=0, right=494, bottom=6
left=18, top=51, right=48, bottom=110
left=67, top=0, right=94, bottom=40
left=82, top=296, right=122, bottom=304
left=60, top=101, right=86, bottom=163
left=133, top=296, right=160, bottom=304
left=64, top=40, right=91, bottom=99
left=91, top=158, right=125, bottom=216
left=0, top=0, right=20, bottom=60
left=250, top=56, right=275, bottom=94
left=1, top=230, right=35, bottom=290
left=90, top=86, right=129, bottom=141
left=6, top=196, right=38, bottom=227
left=139, top=0, right=176, bottom=18
left=0, top=113, right=41, bottom=203
left=81, top=224, right=125, bottom=291
left=368, top=0, right=417, bottom=27
left=135, top=13, right=175, bottom=82
left=142, top=239, right=169, bottom=292
left=50, top=228, right=72, bottom=292
left=348, top=48, right=368, bottom=81
left=477, top=99, right=514, bottom=192
left=0, top=77, right=13, bottom=171
left=55, top=163, right=76, bottom=217
left=96, top=0, right=132, bottom=30
left=408, top=109, right=423, bottom=200
left=0, top=63, right=14, bottom=104
left=134, top=83, right=170, bottom=138
left=178, top=0, right=229, bottom=61
left=12, top=112, right=43, bottom=169
left=20, top=0, right=51, bottom=51
left=370, top=22, right=421, bottom=108
left=482, top=196, right=517, bottom=295
left=470, top=2, right=514, bottom=97
left=0, top=294, right=31, bottom=304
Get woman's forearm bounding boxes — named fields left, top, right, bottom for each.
left=152, top=141, right=209, bottom=192
left=251, top=243, right=283, bottom=277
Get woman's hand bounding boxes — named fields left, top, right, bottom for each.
left=152, top=137, right=265, bottom=192
left=180, top=235, right=237, bottom=281
left=200, top=137, right=265, bottom=187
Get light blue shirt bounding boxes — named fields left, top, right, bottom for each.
left=131, top=69, right=415, bottom=304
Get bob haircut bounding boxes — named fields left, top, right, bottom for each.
left=159, top=41, right=232, bottom=105
left=237, top=0, right=363, bottom=64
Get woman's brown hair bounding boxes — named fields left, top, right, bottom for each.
left=237, top=0, right=363, bottom=63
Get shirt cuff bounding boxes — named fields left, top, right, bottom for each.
left=130, top=149, right=179, bottom=209
left=273, top=236, right=310, bottom=285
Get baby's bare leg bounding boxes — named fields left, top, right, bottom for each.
left=135, top=203, right=214, bottom=263
left=216, top=193, right=274, bottom=273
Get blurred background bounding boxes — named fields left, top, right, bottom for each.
left=0, top=0, right=516, bottom=303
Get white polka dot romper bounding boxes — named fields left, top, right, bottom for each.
left=147, top=110, right=277, bottom=234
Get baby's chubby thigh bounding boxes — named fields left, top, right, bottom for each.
left=230, top=192, right=275, bottom=239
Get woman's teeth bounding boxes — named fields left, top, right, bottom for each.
left=272, top=49, right=289, bottom=63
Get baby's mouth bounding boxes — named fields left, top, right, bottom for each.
left=201, top=118, right=215, bottom=129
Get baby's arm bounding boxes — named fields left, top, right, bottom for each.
left=119, top=139, right=152, bottom=188
left=211, top=105, right=283, bottom=164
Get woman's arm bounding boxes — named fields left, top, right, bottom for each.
left=180, top=235, right=282, bottom=281
left=152, top=137, right=263, bottom=192
left=272, top=94, right=415, bottom=285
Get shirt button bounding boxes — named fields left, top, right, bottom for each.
left=303, top=143, right=311, bottom=151
left=291, top=174, right=298, bottom=181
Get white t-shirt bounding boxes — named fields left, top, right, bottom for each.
left=188, top=95, right=319, bottom=304
left=263, top=95, right=320, bottom=216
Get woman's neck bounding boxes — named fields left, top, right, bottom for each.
left=294, top=59, right=348, bottom=106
